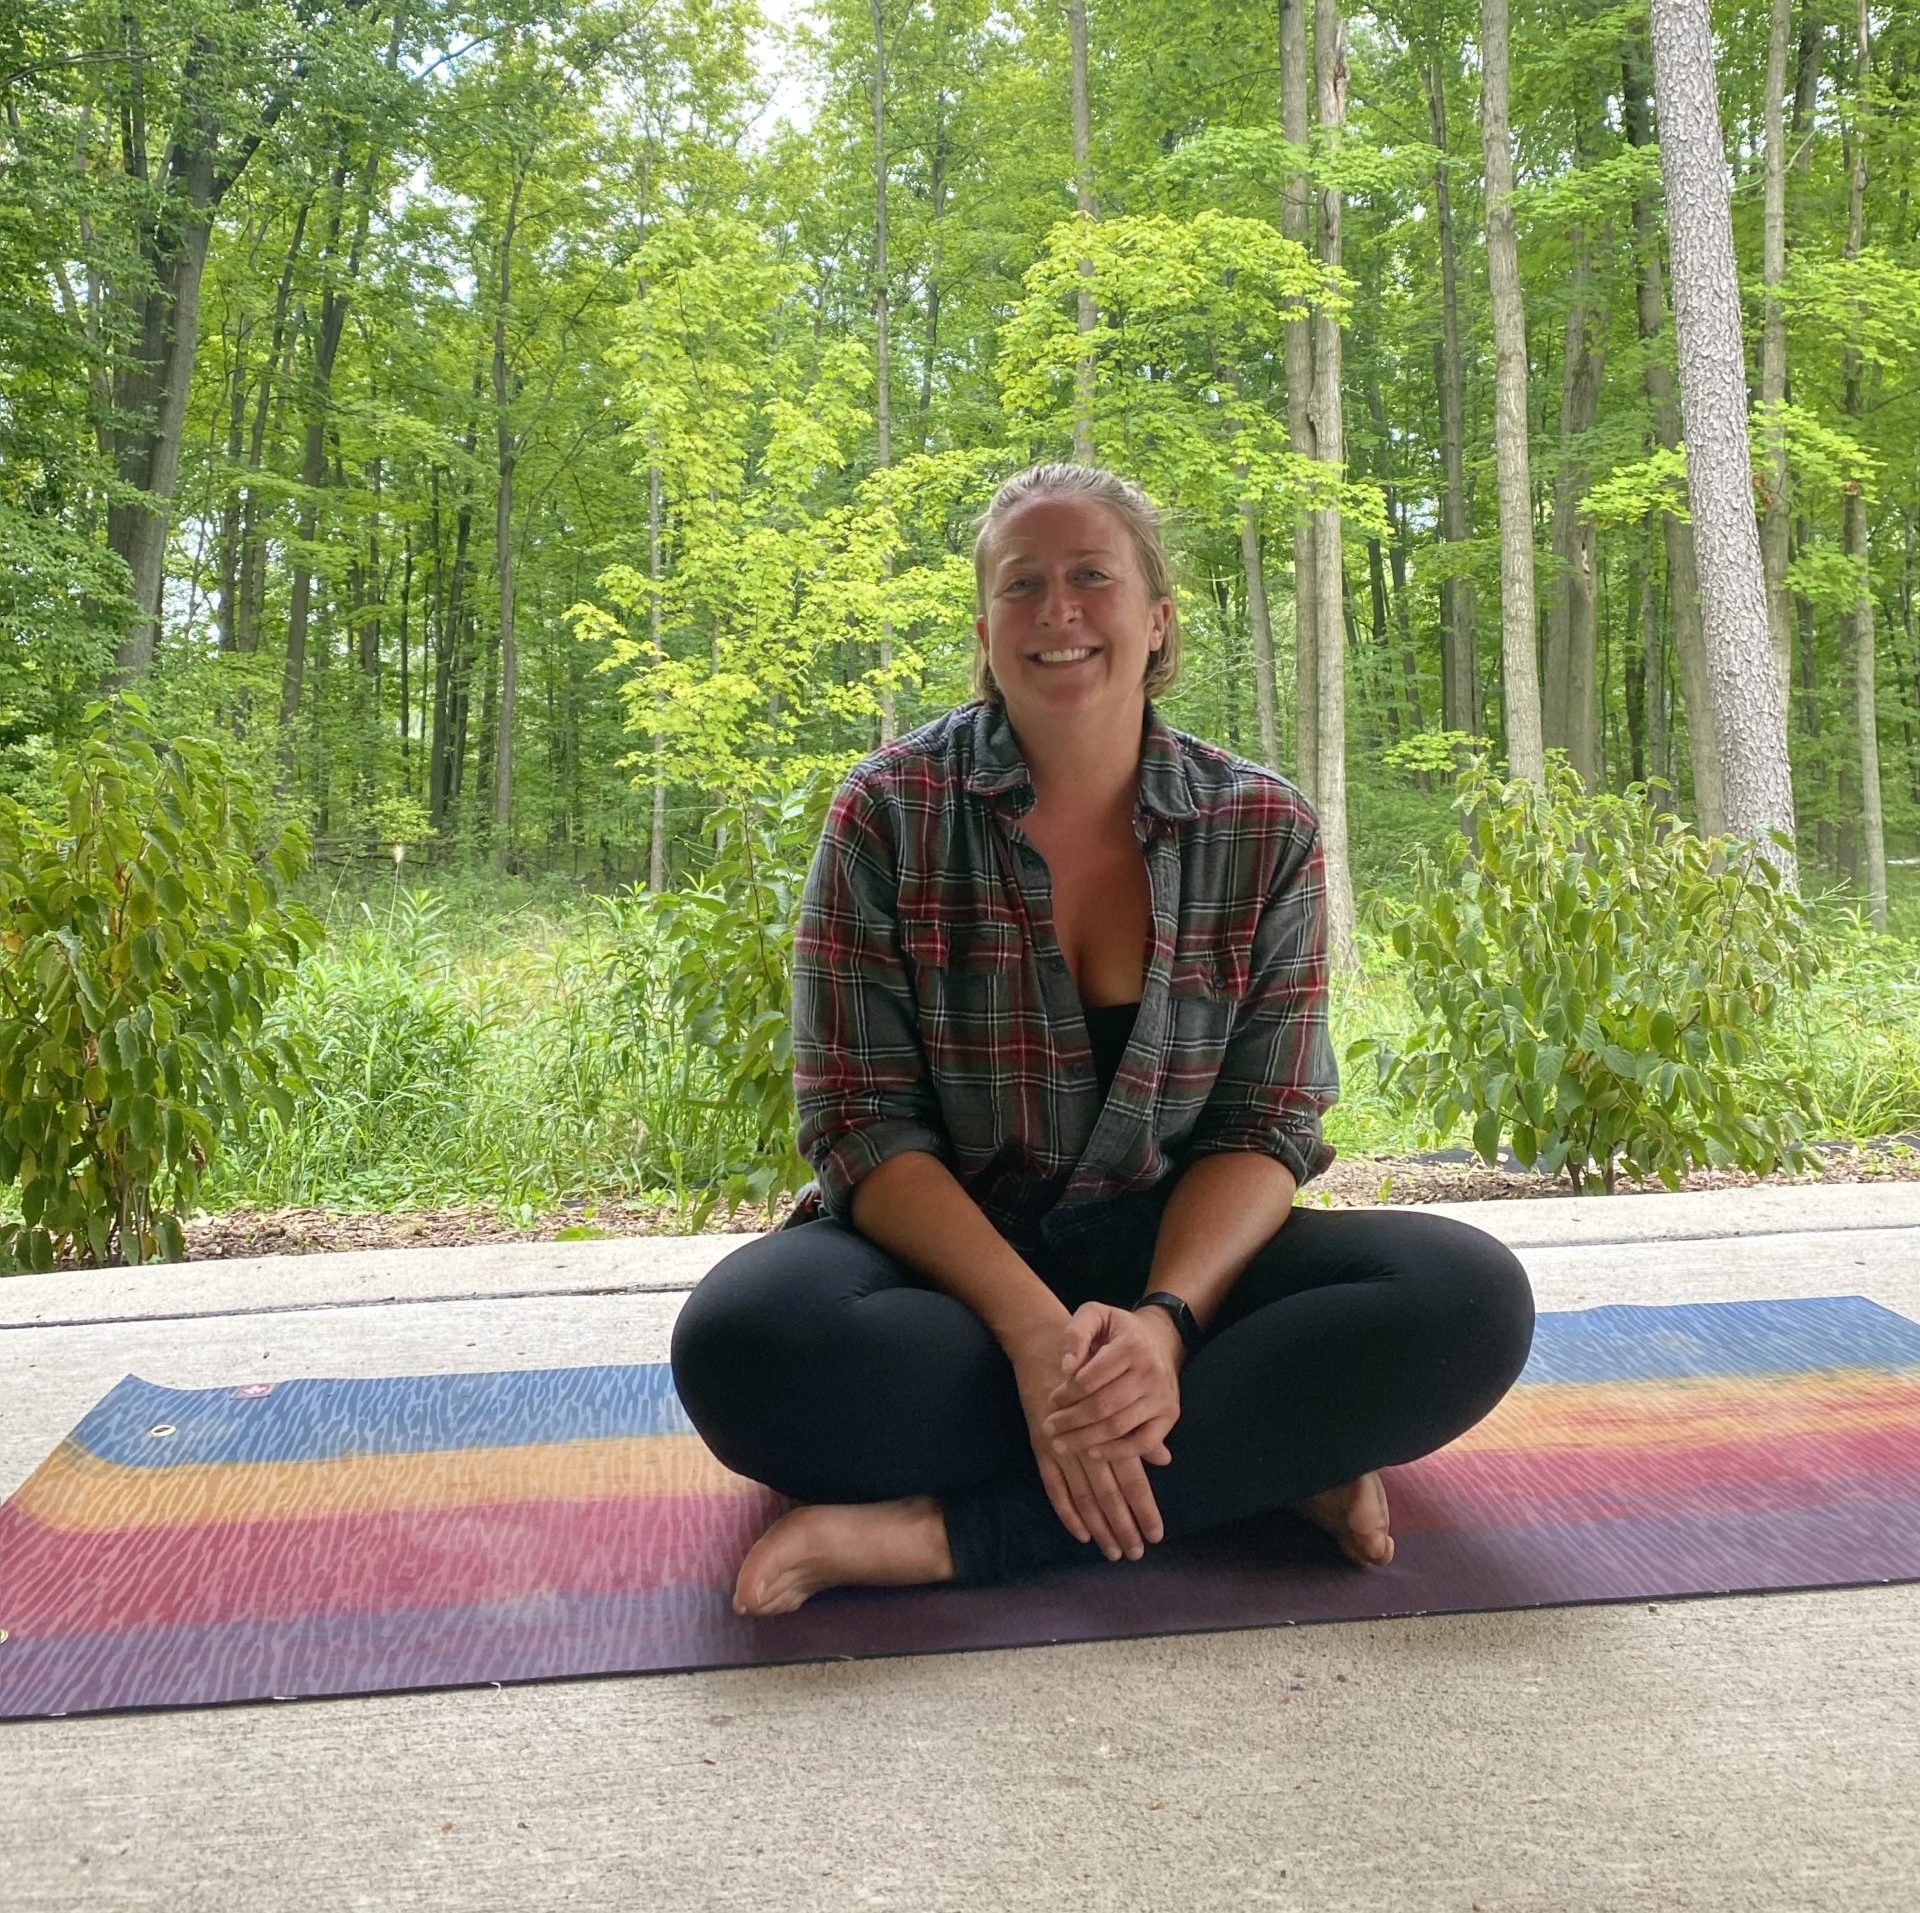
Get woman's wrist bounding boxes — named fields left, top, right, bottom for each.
left=1131, top=1300, right=1191, bottom=1372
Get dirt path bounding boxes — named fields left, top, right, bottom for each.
left=177, top=1138, right=1920, bottom=1262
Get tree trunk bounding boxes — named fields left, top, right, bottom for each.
left=399, top=530, right=412, bottom=777
left=1312, top=0, right=1358, bottom=971
left=871, top=0, right=896, bottom=741
left=1624, top=31, right=1723, bottom=834
left=1478, top=0, right=1545, bottom=781
left=1647, top=0, right=1797, bottom=882
left=1239, top=500, right=1280, bottom=768
left=235, top=193, right=312, bottom=660
left=917, top=103, right=948, bottom=452
left=1545, top=222, right=1606, bottom=785
left=101, top=30, right=307, bottom=683
left=1840, top=0, right=1886, bottom=927
left=1279, top=0, right=1318, bottom=800
left=281, top=151, right=373, bottom=748
left=1069, top=0, right=1097, bottom=463
left=649, top=462, right=669, bottom=893
left=1423, top=55, right=1478, bottom=736
left=431, top=397, right=481, bottom=830
left=1759, top=0, right=1794, bottom=715
left=105, top=177, right=216, bottom=679
left=492, top=175, right=524, bottom=871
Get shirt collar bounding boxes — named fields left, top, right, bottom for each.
left=963, top=697, right=1199, bottom=824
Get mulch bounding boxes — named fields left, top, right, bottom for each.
left=172, top=1136, right=1920, bottom=1263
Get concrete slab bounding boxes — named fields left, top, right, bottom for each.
left=5, top=1186, right=1919, bottom=1912
left=5, top=1179, right=1917, bottom=1329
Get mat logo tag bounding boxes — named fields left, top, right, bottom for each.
left=234, top=1382, right=274, bottom=1400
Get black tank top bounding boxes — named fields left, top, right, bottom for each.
left=1083, top=1000, right=1142, bottom=1100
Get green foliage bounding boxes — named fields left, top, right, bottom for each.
left=638, top=771, right=836, bottom=1228
left=1357, top=755, right=1821, bottom=1194
left=0, top=699, right=320, bottom=1268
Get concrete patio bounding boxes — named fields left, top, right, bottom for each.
left=5, top=1182, right=1919, bottom=1911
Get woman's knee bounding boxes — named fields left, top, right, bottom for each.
left=669, top=1231, right=813, bottom=1419
left=1416, top=1215, right=1537, bottom=1395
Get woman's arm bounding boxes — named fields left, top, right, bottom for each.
left=792, top=772, right=953, bottom=1217
left=851, top=1151, right=1068, bottom=1357
left=1180, top=817, right=1340, bottom=1187
left=793, top=773, right=1067, bottom=1351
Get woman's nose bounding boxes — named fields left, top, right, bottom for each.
left=1034, top=578, right=1079, bottom=625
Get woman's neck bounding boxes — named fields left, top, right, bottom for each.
left=1005, top=695, right=1145, bottom=828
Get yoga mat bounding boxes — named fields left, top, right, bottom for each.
left=4, top=1293, right=1920, bottom=1720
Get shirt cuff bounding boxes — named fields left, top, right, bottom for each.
left=1183, top=1127, right=1336, bottom=1191
left=814, top=1118, right=955, bottom=1224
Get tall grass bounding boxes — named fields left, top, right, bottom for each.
left=203, top=883, right=759, bottom=1217
left=200, top=861, right=1920, bottom=1221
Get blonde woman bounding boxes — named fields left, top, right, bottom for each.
left=671, top=463, right=1535, bottom=1616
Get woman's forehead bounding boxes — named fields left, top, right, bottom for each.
left=989, top=497, right=1130, bottom=566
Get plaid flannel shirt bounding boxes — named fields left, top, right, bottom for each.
left=790, top=697, right=1338, bottom=1262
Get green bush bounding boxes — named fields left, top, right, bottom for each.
left=1358, top=754, right=1821, bottom=1193
left=0, top=699, right=320, bottom=1268
left=640, top=772, right=835, bottom=1226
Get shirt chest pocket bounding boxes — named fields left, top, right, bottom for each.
left=1161, top=930, right=1247, bottom=1130
left=899, top=915, right=1025, bottom=1083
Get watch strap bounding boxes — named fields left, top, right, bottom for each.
left=1133, top=1290, right=1201, bottom=1355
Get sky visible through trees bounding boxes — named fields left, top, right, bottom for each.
left=3, top=0, right=1917, bottom=925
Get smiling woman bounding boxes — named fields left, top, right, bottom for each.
left=668, top=461, right=1538, bottom=1619
left=969, top=464, right=1182, bottom=709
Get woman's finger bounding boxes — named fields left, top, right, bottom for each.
left=1047, top=1444, right=1112, bottom=1553
left=1035, top=1446, right=1091, bottom=1546
left=1078, top=1455, right=1145, bottom=1558
left=1112, top=1456, right=1166, bottom=1545
left=1051, top=1338, right=1127, bottom=1402
left=1061, top=1453, right=1129, bottom=1560
left=1089, top=1414, right=1178, bottom=1466
left=1047, top=1378, right=1157, bottom=1449
left=1045, top=1362, right=1150, bottom=1429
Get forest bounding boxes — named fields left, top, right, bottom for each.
left=3, top=0, right=1919, bottom=1250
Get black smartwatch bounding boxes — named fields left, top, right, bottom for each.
left=1133, top=1290, right=1201, bottom=1357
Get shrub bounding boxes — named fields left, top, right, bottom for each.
left=1357, top=754, right=1820, bottom=1193
left=639, top=772, right=835, bottom=1226
left=0, top=699, right=320, bottom=1268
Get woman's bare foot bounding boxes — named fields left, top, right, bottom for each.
left=1286, top=1471, right=1395, bottom=1567
left=732, top=1494, right=956, bottom=1616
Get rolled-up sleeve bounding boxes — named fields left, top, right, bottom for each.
left=1181, top=818, right=1340, bottom=1188
left=792, top=772, right=952, bottom=1222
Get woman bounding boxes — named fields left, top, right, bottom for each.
left=670, top=463, right=1536, bottom=1618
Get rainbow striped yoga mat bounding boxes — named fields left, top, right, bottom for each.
left=4, top=1294, right=1919, bottom=1720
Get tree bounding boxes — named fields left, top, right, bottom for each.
left=1477, top=0, right=1544, bottom=780
left=1647, top=0, right=1796, bottom=882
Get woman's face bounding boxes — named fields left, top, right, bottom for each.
left=975, top=496, right=1171, bottom=728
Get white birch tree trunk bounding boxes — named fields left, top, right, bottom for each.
left=1312, top=0, right=1358, bottom=971
left=1069, top=0, right=1098, bottom=465
left=1647, top=0, right=1797, bottom=884
left=1759, top=0, right=1793, bottom=716
left=1279, top=0, right=1318, bottom=803
left=1478, top=0, right=1545, bottom=781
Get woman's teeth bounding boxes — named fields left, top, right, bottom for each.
left=1034, top=648, right=1095, bottom=664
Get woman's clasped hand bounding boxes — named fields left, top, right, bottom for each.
left=1007, top=1301, right=1183, bottom=1562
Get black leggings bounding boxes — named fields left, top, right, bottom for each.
left=669, top=1204, right=1537, bottom=1587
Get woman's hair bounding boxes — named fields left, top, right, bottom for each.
left=969, top=463, right=1182, bottom=705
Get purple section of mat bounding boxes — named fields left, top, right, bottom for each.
left=5, top=1490, right=1919, bottom=1719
